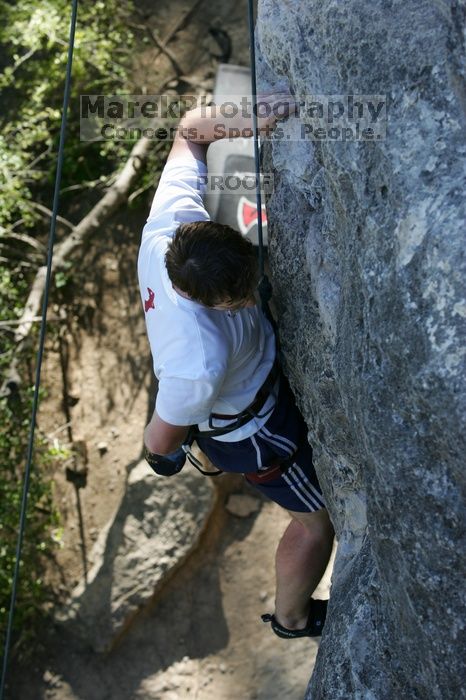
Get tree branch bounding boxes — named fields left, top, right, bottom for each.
left=2, top=131, right=155, bottom=394
left=128, top=21, right=183, bottom=75
left=134, top=0, right=206, bottom=65
left=28, top=202, right=76, bottom=231
left=0, top=231, right=45, bottom=252
left=13, top=133, right=156, bottom=346
left=2, top=75, right=200, bottom=396
left=4, top=47, right=37, bottom=79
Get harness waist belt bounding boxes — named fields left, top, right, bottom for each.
left=210, top=357, right=279, bottom=421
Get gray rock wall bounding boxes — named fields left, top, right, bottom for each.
left=257, top=1, right=466, bottom=697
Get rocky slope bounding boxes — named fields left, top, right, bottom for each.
left=257, top=0, right=466, bottom=697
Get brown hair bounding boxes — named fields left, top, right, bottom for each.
left=165, top=220, right=259, bottom=307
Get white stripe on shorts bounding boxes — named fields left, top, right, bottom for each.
left=291, top=463, right=326, bottom=507
left=250, top=434, right=263, bottom=469
left=283, top=471, right=319, bottom=511
left=260, top=426, right=297, bottom=452
left=287, top=463, right=325, bottom=509
left=257, top=428, right=295, bottom=455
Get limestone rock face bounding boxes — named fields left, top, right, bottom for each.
left=257, top=1, right=466, bottom=697
left=56, top=461, right=215, bottom=652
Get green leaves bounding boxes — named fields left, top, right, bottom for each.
left=0, top=0, right=135, bottom=651
left=0, top=389, right=61, bottom=649
left=0, top=0, right=135, bottom=233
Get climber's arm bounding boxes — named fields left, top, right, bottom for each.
left=168, top=93, right=296, bottom=164
left=144, top=412, right=189, bottom=455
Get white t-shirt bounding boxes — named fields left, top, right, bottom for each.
left=137, top=155, right=276, bottom=442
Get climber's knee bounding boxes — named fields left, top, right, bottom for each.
left=287, top=508, right=334, bottom=546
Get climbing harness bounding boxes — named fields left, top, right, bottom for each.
left=195, top=355, right=279, bottom=438
left=0, top=2, right=79, bottom=697
left=183, top=356, right=280, bottom=473
left=183, top=446, right=224, bottom=476
left=183, top=356, right=280, bottom=475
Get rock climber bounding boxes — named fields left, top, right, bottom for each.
left=137, top=93, right=334, bottom=638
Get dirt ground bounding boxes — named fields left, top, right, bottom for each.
left=6, top=1, right=334, bottom=697
left=11, top=487, right=333, bottom=700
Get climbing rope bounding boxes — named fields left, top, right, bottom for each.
left=248, top=0, right=275, bottom=325
left=247, top=0, right=264, bottom=273
left=246, top=0, right=273, bottom=318
left=0, top=0, right=79, bottom=696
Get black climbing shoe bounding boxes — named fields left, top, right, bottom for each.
left=261, top=599, right=328, bottom=639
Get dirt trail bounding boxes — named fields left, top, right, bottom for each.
left=13, top=490, right=333, bottom=699
left=8, top=2, right=334, bottom=697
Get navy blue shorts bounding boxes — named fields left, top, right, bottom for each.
left=196, top=374, right=325, bottom=513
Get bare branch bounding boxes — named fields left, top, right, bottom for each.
left=0, top=315, right=60, bottom=328
left=5, top=47, right=37, bottom=77
left=0, top=255, right=35, bottom=268
left=134, top=0, right=206, bottom=64
left=28, top=202, right=76, bottom=231
left=128, top=21, right=183, bottom=75
left=3, top=75, right=184, bottom=395
left=0, top=231, right=46, bottom=252
left=127, top=181, right=154, bottom=205
left=60, top=177, right=110, bottom=193
left=26, top=144, right=53, bottom=172
left=3, top=219, right=26, bottom=232
left=13, top=131, right=158, bottom=345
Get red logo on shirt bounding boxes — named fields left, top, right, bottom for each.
left=144, top=287, right=155, bottom=312
left=237, top=196, right=267, bottom=235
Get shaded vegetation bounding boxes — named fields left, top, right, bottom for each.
left=0, top=0, right=138, bottom=651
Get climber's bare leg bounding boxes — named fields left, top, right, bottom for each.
left=274, top=508, right=334, bottom=630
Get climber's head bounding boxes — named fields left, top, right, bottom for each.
left=165, top=220, right=259, bottom=309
